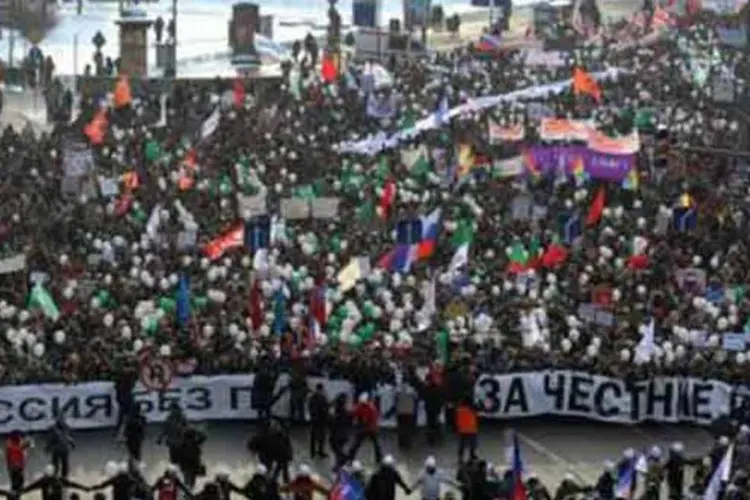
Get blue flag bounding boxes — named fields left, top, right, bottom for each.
left=245, top=215, right=270, bottom=252
left=329, top=471, right=364, bottom=500
left=272, top=288, right=287, bottom=336
left=563, top=215, right=582, bottom=244
left=176, top=274, right=191, bottom=327
left=673, top=207, right=697, bottom=232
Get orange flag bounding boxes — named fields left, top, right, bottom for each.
left=572, top=67, right=601, bottom=103
left=586, top=186, right=606, bottom=226
left=113, top=75, right=132, bottom=108
left=84, top=108, right=108, bottom=145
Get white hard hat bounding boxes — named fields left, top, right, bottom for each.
left=383, top=455, right=395, bottom=466
left=298, top=464, right=311, bottom=476
left=425, top=456, right=436, bottom=468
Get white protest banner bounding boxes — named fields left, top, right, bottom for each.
left=311, top=198, right=340, bottom=219
left=488, top=121, right=525, bottom=144
left=0, top=371, right=743, bottom=433
left=523, top=49, right=566, bottom=67
left=280, top=198, right=310, bottom=219
left=0, top=254, right=26, bottom=275
left=237, top=194, right=267, bottom=219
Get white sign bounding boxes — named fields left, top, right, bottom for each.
left=0, top=254, right=26, bottom=275
left=280, top=198, right=310, bottom=219
left=0, top=371, right=743, bottom=433
left=237, top=194, right=267, bottom=219
left=311, top=198, right=340, bottom=219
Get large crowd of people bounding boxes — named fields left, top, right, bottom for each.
left=0, top=4, right=746, bottom=389
left=0, top=0, right=748, bottom=497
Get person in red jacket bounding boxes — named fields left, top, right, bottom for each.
left=347, top=393, right=383, bottom=463
left=5, top=430, right=30, bottom=493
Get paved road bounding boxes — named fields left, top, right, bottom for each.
left=4, top=419, right=714, bottom=499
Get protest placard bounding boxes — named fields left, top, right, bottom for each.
left=237, top=194, right=267, bottom=219
left=0, top=254, right=26, bottom=275
left=280, top=198, right=310, bottom=219
left=63, top=143, right=94, bottom=178
left=311, top=198, right=340, bottom=219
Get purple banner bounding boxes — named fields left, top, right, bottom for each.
left=526, top=146, right=633, bottom=181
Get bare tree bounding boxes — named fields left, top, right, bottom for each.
left=7, top=0, right=60, bottom=45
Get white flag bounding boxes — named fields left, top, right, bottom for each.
left=704, top=445, right=733, bottom=500
left=634, top=319, right=656, bottom=364
left=201, top=108, right=220, bottom=139
left=449, top=244, right=470, bottom=272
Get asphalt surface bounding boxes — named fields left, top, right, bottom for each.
left=4, top=419, right=715, bottom=499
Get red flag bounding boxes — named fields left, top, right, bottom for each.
left=233, top=78, right=245, bottom=108
left=377, top=179, right=397, bottom=219
left=628, top=253, right=650, bottom=270
left=203, top=224, right=244, bottom=261
left=248, top=278, right=264, bottom=331
left=321, top=55, right=337, bottom=83
left=114, top=194, right=133, bottom=216
left=542, top=244, right=568, bottom=269
left=586, top=187, right=606, bottom=226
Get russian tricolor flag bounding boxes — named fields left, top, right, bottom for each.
left=378, top=209, right=441, bottom=272
left=511, top=431, right=526, bottom=500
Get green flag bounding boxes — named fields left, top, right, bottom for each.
left=145, top=140, right=161, bottom=162
left=436, top=328, right=449, bottom=364
left=508, top=242, right=529, bottom=265
left=451, top=219, right=474, bottom=248
left=29, top=283, right=60, bottom=321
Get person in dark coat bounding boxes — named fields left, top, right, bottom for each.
left=229, top=464, right=280, bottom=500
left=45, top=416, right=74, bottom=478
left=177, top=425, right=207, bottom=489
left=22, top=465, right=89, bottom=500
left=157, top=405, right=186, bottom=465
left=124, top=405, right=147, bottom=461
left=665, top=442, right=699, bottom=500
left=307, top=382, right=329, bottom=458
left=365, top=455, right=410, bottom=500
left=595, top=461, right=615, bottom=500
left=114, top=366, right=137, bottom=436
left=89, top=461, right=136, bottom=500
left=329, top=393, right=352, bottom=467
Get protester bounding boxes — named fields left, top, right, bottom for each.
left=5, top=430, right=30, bottom=493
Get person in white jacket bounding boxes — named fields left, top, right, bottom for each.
left=409, top=456, right=461, bottom=500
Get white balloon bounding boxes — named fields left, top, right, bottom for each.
left=32, top=343, right=45, bottom=357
